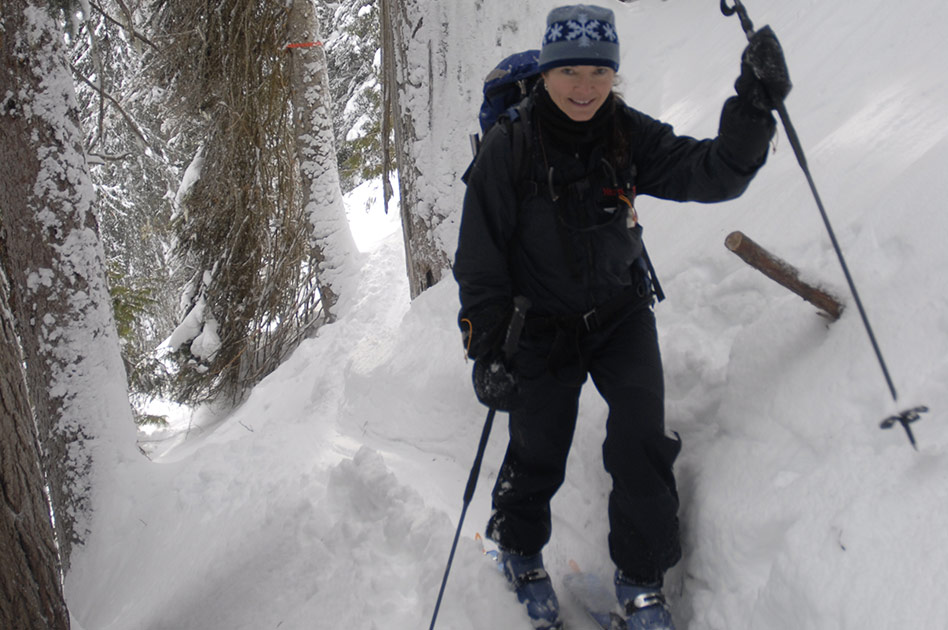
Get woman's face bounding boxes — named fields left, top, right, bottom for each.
left=543, top=65, right=615, bottom=122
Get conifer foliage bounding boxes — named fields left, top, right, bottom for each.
left=150, top=0, right=353, bottom=404
left=319, top=0, right=384, bottom=193
left=69, top=0, right=181, bottom=421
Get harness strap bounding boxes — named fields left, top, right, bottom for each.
left=529, top=282, right=652, bottom=337
left=512, top=568, right=552, bottom=588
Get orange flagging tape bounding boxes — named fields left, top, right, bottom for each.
left=286, top=42, right=322, bottom=49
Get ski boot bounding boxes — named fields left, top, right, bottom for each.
left=499, top=550, right=563, bottom=629
left=615, top=571, right=675, bottom=630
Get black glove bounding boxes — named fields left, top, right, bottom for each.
left=460, top=301, right=511, bottom=360
left=472, top=352, right=520, bottom=411
left=735, top=25, right=792, bottom=112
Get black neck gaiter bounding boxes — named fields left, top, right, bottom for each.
left=534, top=84, right=615, bottom=163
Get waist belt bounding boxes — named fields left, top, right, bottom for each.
left=529, top=281, right=652, bottom=336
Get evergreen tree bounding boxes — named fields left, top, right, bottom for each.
left=289, top=0, right=359, bottom=319
left=69, top=0, right=181, bottom=421
left=320, top=0, right=384, bottom=193
left=150, top=0, right=355, bottom=404
left=0, top=0, right=137, bottom=569
left=381, top=0, right=537, bottom=299
left=381, top=0, right=453, bottom=298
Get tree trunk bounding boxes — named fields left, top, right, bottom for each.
left=0, top=0, right=137, bottom=568
left=0, top=267, right=71, bottom=630
left=381, top=1, right=540, bottom=299
left=380, top=0, right=397, bottom=212
left=381, top=0, right=453, bottom=299
left=287, top=0, right=358, bottom=320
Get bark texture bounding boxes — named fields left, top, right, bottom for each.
left=726, top=230, right=845, bottom=320
left=0, top=263, right=71, bottom=630
left=381, top=0, right=453, bottom=298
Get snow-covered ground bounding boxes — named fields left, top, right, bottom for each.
left=67, top=0, right=948, bottom=628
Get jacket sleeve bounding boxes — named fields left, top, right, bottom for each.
left=453, top=124, right=520, bottom=320
left=630, top=96, right=776, bottom=202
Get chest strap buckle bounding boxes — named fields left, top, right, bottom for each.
left=581, top=308, right=601, bottom=332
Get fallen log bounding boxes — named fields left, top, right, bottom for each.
left=725, top=230, right=845, bottom=321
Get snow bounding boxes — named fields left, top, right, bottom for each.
left=188, top=316, right=221, bottom=362
left=171, top=146, right=205, bottom=223
left=66, top=0, right=948, bottom=629
left=166, top=270, right=214, bottom=353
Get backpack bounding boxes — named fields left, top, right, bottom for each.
left=469, top=49, right=541, bottom=157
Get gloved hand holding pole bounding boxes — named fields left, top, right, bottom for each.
left=720, top=0, right=928, bottom=447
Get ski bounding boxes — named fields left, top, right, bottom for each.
left=475, top=532, right=501, bottom=567
left=562, top=561, right=624, bottom=630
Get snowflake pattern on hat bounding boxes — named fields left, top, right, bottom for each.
left=538, top=5, right=620, bottom=71
left=544, top=12, right=618, bottom=48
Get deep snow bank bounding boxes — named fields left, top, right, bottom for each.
left=66, top=1, right=948, bottom=629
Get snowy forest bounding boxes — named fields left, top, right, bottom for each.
left=3, top=0, right=948, bottom=629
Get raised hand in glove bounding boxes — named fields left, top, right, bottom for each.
left=735, top=25, right=792, bottom=112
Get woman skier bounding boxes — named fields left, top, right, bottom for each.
left=453, top=4, right=791, bottom=629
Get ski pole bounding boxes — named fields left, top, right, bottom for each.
left=428, top=295, right=531, bottom=630
left=720, top=0, right=928, bottom=447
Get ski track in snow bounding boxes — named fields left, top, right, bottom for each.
left=66, top=1, right=948, bottom=629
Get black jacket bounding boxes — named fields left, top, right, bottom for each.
left=454, top=94, right=775, bottom=320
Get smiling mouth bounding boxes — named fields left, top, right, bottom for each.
left=571, top=99, right=594, bottom=106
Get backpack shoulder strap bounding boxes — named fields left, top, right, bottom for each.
left=507, top=99, right=539, bottom=201
left=461, top=97, right=539, bottom=199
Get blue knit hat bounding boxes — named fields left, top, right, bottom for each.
left=538, top=4, right=620, bottom=72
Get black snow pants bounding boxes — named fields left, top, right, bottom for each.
left=486, top=302, right=682, bottom=586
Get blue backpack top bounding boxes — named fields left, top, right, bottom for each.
left=478, top=49, right=541, bottom=135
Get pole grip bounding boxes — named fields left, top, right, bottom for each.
left=502, top=296, right=531, bottom=362
left=721, top=0, right=756, bottom=38
left=469, top=132, right=481, bottom=159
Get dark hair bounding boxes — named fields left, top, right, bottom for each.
left=606, top=93, right=631, bottom=173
